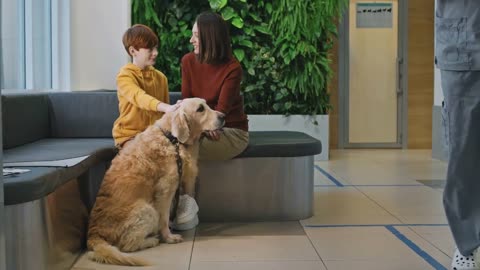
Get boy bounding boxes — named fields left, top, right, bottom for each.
left=113, top=24, right=198, bottom=231
left=113, top=24, right=175, bottom=148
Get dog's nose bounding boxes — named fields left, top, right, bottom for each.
left=218, top=113, right=225, bottom=126
left=218, top=113, right=225, bottom=122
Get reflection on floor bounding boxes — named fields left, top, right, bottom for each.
left=73, top=149, right=453, bottom=270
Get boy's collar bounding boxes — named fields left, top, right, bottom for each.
left=126, top=63, right=154, bottom=72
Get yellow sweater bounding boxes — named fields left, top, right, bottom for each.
left=112, top=63, right=169, bottom=146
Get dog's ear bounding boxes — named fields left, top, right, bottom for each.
left=171, top=111, right=190, bottom=143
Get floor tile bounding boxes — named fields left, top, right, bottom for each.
left=394, top=226, right=451, bottom=268
left=314, top=166, right=339, bottom=186
left=305, top=226, right=443, bottom=269
left=190, top=261, right=327, bottom=270
left=305, top=226, right=415, bottom=260
left=355, top=186, right=447, bottom=224
left=301, top=187, right=401, bottom=226
left=409, top=226, right=455, bottom=257
left=323, top=259, right=437, bottom=270
left=192, top=222, right=319, bottom=262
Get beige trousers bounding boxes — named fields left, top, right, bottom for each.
left=199, top=128, right=249, bottom=161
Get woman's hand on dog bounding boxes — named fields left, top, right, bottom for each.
left=204, top=130, right=222, bottom=141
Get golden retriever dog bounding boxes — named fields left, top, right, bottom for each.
left=87, top=98, right=224, bottom=266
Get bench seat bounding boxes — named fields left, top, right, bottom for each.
left=198, top=130, right=321, bottom=221
left=238, top=131, right=321, bottom=158
left=3, top=138, right=115, bottom=205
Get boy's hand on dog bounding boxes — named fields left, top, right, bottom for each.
left=157, top=100, right=182, bottom=113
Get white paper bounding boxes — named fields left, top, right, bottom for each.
left=3, top=155, right=89, bottom=168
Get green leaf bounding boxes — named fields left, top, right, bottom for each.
left=182, top=29, right=192, bottom=38
left=209, top=0, right=228, bottom=11
left=238, top=39, right=253, bottom=48
left=272, top=103, right=281, bottom=111
left=249, top=13, right=261, bottom=22
left=231, top=17, right=244, bottom=28
left=133, top=0, right=139, bottom=13
left=233, top=49, right=245, bottom=62
left=266, top=3, right=273, bottom=14
left=254, top=25, right=271, bottom=35
left=244, top=27, right=254, bottom=36
left=221, top=7, right=236, bottom=21
left=168, top=16, right=177, bottom=27
left=247, top=68, right=255, bottom=76
left=244, top=85, right=256, bottom=92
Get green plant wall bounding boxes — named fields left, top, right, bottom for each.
left=131, top=0, right=347, bottom=115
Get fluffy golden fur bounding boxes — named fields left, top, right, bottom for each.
left=87, top=98, right=224, bottom=266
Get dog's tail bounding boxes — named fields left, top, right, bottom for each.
left=87, top=237, right=151, bottom=266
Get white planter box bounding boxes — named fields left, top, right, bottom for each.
left=247, top=114, right=329, bottom=160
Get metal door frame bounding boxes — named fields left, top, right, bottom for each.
left=338, top=0, right=408, bottom=149
left=0, top=0, right=7, bottom=267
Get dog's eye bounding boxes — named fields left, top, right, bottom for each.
left=197, top=105, right=205, bottom=112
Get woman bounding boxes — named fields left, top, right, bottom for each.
left=181, top=11, right=249, bottom=161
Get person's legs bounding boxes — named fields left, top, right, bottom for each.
left=441, top=70, right=480, bottom=268
left=199, top=128, right=249, bottom=161
left=172, top=128, right=248, bottom=230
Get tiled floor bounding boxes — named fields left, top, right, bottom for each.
left=73, top=149, right=453, bottom=270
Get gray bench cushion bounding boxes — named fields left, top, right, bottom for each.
left=3, top=161, right=108, bottom=205
left=2, top=94, right=50, bottom=149
left=48, top=91, right=119, bottom=138
left=3, top=139, right=116, bottom=205
left=3, top=138, right=115, bottom=164
left=237, top=131, right=322, bottom=158
left=169, top=92, right=182, bottom=104
left=4, top=167, right=66, bottom=205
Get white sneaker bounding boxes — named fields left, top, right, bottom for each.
left=171, top=195, right=199, bottom=231
left=452, top=248, right=479, bottom=270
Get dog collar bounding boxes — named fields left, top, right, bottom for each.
left=161, top=129, right=183, bottom=222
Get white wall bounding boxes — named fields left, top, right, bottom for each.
left=70, top=0, right=130, bottom=90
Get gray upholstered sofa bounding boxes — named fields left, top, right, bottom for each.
left=2, top=90, right=321, bottom=270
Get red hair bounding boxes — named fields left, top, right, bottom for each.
left=122, top=24, right=158, bottom=56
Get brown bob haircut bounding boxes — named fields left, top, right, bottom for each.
left=195, top=11, right=232, bottom=64
left=122, top=24, right=159, bottom=56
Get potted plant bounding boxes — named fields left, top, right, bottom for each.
left=132, top=0, right=347, bottom=160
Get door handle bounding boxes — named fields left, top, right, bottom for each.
left=396, top=57, right=403, bottom=95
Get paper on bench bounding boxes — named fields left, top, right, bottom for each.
left=3, top=155, right=89, bottom=168
left=3, top=168, right=31, bottom=176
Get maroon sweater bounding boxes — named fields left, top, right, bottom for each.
left=181, top=52, right=248, bottom=131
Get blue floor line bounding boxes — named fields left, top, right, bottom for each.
left=315, top=184, right=424, bottom=187
left=304, top=224, right=448, bottom=228
left=385, top=225, right=447, bottom=270
left=314, top=165, right=344, bottom=187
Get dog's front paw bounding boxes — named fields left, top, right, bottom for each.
left=165, top=233, right=183, bottom=244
